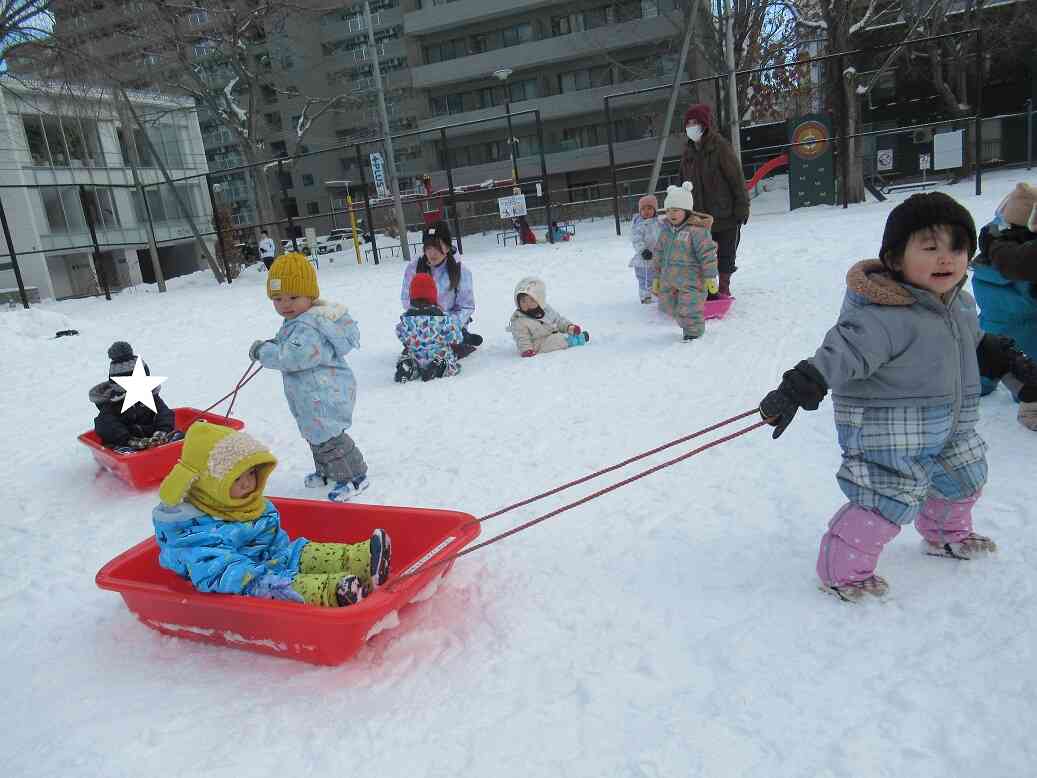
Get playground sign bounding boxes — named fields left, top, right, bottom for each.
left=497, top=194, right=527, bottom=219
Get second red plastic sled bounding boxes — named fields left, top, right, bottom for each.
left=96, top=497, right=480, bottom=665
left=78, top=408, right=245, bottom=490
left=704, top=297, right=734, bottom=320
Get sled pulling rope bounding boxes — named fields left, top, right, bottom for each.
left=200, top=361, right=263, bottom=420
left=388, top=410, right=768, bottom=588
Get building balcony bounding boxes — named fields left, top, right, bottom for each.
left=410, top=16, right=675, bottom=89
left=418, top=76, right=672, bottom=137
left=404, top=0, right=559, bottom=36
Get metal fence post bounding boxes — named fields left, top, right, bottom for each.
left=277, top=158, right=297, bottom=250
left=439, top=127, right=463, bottom=254
left=354, top=144, right=379, bottom=265
left=204, top=173, right=231, bottom=284
left=0, top=192, right=30, bottom=308
left=974, top=27, right=983, bottom=196
left=79, top=185, right=112, bottom=301
left=534, top=111, right=553, bottom=244
left=605, top=97, right=621, bottom=236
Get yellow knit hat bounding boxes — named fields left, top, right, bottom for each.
left=159, top=421, right=277, bottom=522
left=266, top=252, right=319, bottom=300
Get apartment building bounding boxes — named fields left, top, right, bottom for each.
left=402, top=0, right=715, bottom=202
left=0, top=78, right=214, bottom=300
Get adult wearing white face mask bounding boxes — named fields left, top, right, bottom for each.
left=679, top=103, right=749, bottom=299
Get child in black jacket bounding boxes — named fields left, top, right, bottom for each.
left=89, top=341, right=179, bottom=452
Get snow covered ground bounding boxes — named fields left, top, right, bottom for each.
left=2, top=169, right=1035, bottom=777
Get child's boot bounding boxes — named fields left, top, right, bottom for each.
left=304, top=472, right=328, bottom=489
left=394, top=353, right=418, bottom=383
left=718, top=272, right=732, bottom=300
left=816, top=504, right=901, bottom=601
left=566, top=332, right=590, bottom=347
left=335, top=575, right=365, bottom=607
left=369, top=528, right=392, bottom=587
left=682, top=330, right=698, bottom=342
left=328, top=474, right=370, bottom=503
left=915, top=494, right=996, bottom=559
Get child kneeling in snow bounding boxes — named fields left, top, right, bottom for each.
left=89, top=341, right=181, bottom=453
left=652, top=183, right=718, bottom=341
left=508, top=276, right=589, bottom=357
left=153, top=422, right=391, bottom=607
left=971, top=182, right=1037, bottom=431
left=249, top=253, right=369, bottom=503
left=758, top=192, right=1037, bottom=601
left=394, top=272, right=464, bottom=383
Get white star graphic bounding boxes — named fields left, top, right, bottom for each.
left=111, top=357, right=167, bottom=414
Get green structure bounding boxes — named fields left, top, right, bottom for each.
left=787, top=114, right=835, bottom=209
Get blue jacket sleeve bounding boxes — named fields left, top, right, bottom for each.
left=257, top=325, right=328, bottom=373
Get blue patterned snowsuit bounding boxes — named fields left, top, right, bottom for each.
left=396, top=303, right=464, bottom=377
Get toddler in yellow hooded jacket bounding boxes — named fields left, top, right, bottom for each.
left=152, top=421, right=391, bottom=607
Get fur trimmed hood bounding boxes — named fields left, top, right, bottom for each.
left=845, top=260, right=916, bottom=307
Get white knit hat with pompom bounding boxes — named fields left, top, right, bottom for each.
left=664, top=181, right=695, bottom=211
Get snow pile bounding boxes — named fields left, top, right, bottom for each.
left=0, top=305, right=80, bottom=341
left=1, top=169, right=1034, bottom=777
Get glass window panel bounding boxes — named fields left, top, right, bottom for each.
left=60, top=187, right=86, bottom=231
left=41, top=116, right=68, bottom=166
left=41, top=189, right=66, bottom=231
left=23, top=116, right=50, bottom=165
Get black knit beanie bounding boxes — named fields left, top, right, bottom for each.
left=108, top=341, right=148, bottom=378
left=878, top=192, right=977, bottom=272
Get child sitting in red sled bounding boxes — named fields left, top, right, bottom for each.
left=89, top=341, right=181, bottom=453
left=153, top=422, right=391, bottom=607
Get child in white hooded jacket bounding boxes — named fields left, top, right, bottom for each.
left=508, top=277, right=590, bottom=357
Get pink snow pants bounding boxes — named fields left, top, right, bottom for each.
left=816, top=494, right=980, bottom=586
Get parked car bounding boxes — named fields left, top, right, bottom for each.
left=281, top=238, right=310, bottom=254
left=317, top=228, right=371, bottom=254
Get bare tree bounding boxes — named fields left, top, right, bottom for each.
left=792, top=0, right=900, bottom=204
left=0, top=0, right=53, bottom=61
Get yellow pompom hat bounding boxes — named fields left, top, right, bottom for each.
left=159, top=421, right=277, bottom=522
left=266, top=252, right=319, bottom=300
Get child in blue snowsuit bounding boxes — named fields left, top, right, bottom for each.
left=153, top=422, right=391, bottom=607
left=249, top=253, right=369, bottom=503
left=970, top=182, right=1037, bottom=430
left=630, top=194, right=663, bottom=303
left=394, top=272, right=463, bottom=382
left=759, top=193, right=1035, bottom=601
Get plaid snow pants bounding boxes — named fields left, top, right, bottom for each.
left=833, top=396, right=988, bottom=526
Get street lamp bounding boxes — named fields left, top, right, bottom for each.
left=493, top=67, right=520, bottom=193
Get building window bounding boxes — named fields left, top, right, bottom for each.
left=39, top=186, right=122, bottom=233
left=193, top=40, right=215, bottom=58
left=188, top=9, right=208, bottom=25
left=22, top=114, right=106, bottom=168
left=424, top=37, right=467, bottom=65
left=302, top=173, right=315, bottom=186
left=429, top=93, right=464, bottom=116
left=558, top=66, right=613, bottom=94
left=270, top=140, right=287, bottom=156
left=306, top=201, right=320, bottom=215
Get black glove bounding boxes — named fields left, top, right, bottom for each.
left=640, top=249, right=652, bottom=261
left=759, top=360, right=828, bottom=439
left=976, top=333, right=1037, bottom=383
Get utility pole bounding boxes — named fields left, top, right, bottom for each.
left=647, top=5, right=697, bottom=196
left=723, top=0, right=741, bottom=159
left=364, top=0, right=411, bottom=264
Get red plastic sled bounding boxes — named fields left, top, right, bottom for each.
left=704, top=297, right=734, bottom=320
left=95, top=497, right=480, bottom=665
left=79, top=408, right=245, bottom=490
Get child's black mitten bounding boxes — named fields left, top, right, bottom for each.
left=759, top=360, right=828, bottom=439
